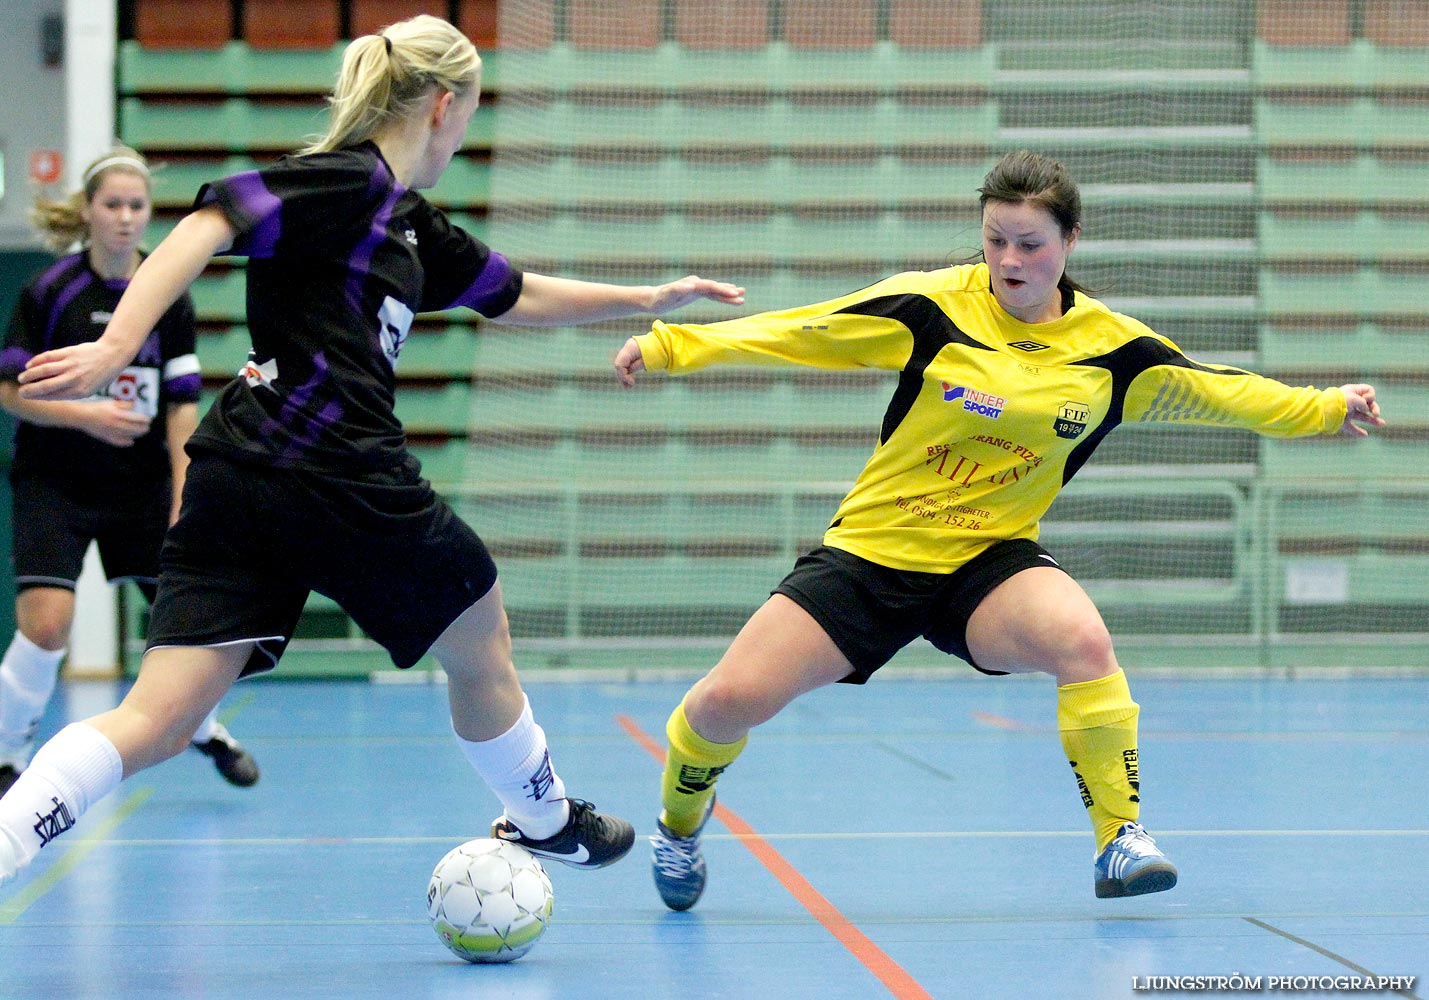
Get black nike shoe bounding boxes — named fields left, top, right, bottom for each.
left=491, top=799, right=635, bottom=869
left=191, top=723, right=260, bottom=788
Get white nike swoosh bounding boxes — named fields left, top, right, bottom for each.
left=540, top=844, right=590, bottom=863
left=498, top=828, right=591, bottom=864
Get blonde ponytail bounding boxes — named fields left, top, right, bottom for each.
left=303, top=15, right=481, bottom=155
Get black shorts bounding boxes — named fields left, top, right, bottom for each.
left=146, top=451, right=498, bottom=677
left=11, top=472, right=169, bottom=593
left=772, top=540, right=1067, bottom=683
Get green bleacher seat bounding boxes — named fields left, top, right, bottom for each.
left=121, top=97, right=495, bottom=153
left=453, top=490, right=806, bottom=550
left=497, top=95, right=997, bottom=153
left=195, top=326, right=252, bottom=376
left=408, top=438, right=470, bottom=488
left=489, top=153, right=990, bottom=211
left=1268, top=480, right=1429, bottom=623
left=469, top=265, right=890, bottom=316
left=1260, top=265, right=1429, bottom=318
left=1258, top=322, right=1429, bottom=373
left=189, top=267, right=247, bottom=322
left=1253, top=39, right=1429, bottom=90
left=1270, top=547, right=1429, bottom=610
left=397, top=326, right=479, bottom=377
left=472, top=328, right=619, bottom=375
left=1283, top=553, right=1429, bottom=606
left=424, top=155, right=491, bottom=209
left=1259, top=435, right=1425, bottom=479
left=491, top=207, right=979, bottom=267
left=119, top=41, right=345, bottom=95
left=1269, top=486, right=1429, bottom=545
left=494, top=41, right=994, bottom=96
left=465, top=433, right=871, bottom=489
left=573, top=556, right=786, bottom=607
left=996, top=124, right=1253, bottom=150
left=1260, top=210, right=1429, bottom=262
left=1258, top=154, right=1429, bottom=207
left=1256, top=97, right=1429, bottom=148
left=121, top=97, right=330, bottom=152
left=394, top=382, right=473, bottom=435
left=121, top=41, right=505, bottom=97
left=150, top=156, right=263, bottom=208
left=467, top=377, right=886, bottom=434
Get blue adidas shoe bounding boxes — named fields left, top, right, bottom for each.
left=1094, top=821, right=1178, bottom=898
left=650, top=795, right=714, bottom=911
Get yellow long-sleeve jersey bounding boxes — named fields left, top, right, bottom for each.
left=635, top=263, right=1347, bottom=573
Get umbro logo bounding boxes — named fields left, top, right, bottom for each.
left=1008, top=339, right=1050, bottom=352
left=404, top=227, right=418, bottom=246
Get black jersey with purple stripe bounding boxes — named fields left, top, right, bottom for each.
left=1, top=251, right=200, bottom=492
left=186, top=142, right=522, bottom=474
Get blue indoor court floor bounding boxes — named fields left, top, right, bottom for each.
left=0, top=672, right=1424, bottom=1000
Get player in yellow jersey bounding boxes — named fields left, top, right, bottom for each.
left=613, top=150, right=1385, bottom=910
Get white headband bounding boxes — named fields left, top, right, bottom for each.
left=83, top=155, right=150, bottom=185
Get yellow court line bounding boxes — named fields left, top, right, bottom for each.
left=217, top=690, right=257, bottom=725
left=0, top=786, right=155, bottom=925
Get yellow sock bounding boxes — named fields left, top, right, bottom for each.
left=1057, top=669, right=1141, bottom=852
left=659, top=698, right=746, bottom=837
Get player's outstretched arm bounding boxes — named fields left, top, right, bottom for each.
left=18, top=207, right=234, bottom=401
left=498, top=272, right=744, bottom=327
left=1338, top=382, right=1386, bottom=438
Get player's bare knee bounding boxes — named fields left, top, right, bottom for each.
left=690, top=674, right=776, bottom=733
left=18, top=620, right=70, bottom=652
left=1042, top=618, right=1116, bottom=680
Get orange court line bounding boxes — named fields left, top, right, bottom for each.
left=615, top=714, right=935, bottom=1000
left=969, top=709, right=1038, bottom=731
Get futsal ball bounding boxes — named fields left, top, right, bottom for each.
left=426, top=838, right=554, bottom=963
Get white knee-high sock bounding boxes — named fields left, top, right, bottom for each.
left=189, top=706, right=222, bottom=744
left=455, top=695, right=568, bottom=840
left=0, top=722, right=123, bottom=869
left=0, top=632, right=67, bottom=761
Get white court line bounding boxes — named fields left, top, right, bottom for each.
left=85, top=828, right=1429, bottom=847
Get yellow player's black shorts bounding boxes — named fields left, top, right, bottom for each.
left=772, top=539, right=1067, bottom=683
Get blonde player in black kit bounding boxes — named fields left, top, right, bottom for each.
left=615, top=150, right=1386, bottom=911
left=0, top=15, right=744, bottom=890
left=0, top=148, right=258, bottom=797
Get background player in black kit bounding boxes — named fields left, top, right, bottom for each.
left=0, top=147, right=259, bottom=799
left=0, top=15, right=743, bottom=887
